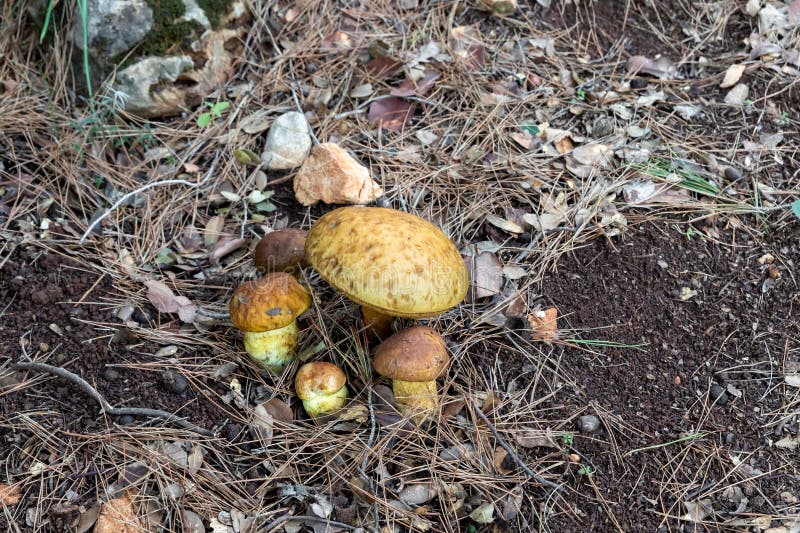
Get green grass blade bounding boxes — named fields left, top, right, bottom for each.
left=39, top=0, right=56, bottom=43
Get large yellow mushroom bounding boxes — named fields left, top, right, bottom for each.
left=229, top=273, right=311, bottom=372
left=373, top=326, right=450, bottom=424
left=304, top=207, right=468, bottom=337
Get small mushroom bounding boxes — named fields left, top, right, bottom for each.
left=305, top=207, right=468, bottom=338
left=295, top=361, right=348, bottom=417
left=254, top=229, right=308, bottom=274
left=229, top=273, right=311, bottom=372
left=373, top=326, right=450, bottom=424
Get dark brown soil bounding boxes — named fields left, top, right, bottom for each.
left=0, top=247, right=228, bottom=447
left=542, top=219, right=800, bottom=531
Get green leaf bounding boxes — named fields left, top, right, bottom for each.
left=40, top=0, right=56, bottom=43
left=792, top=200, right=800, bottom=220
left=197, top=112, right=212, bottom=128
left=211, top=101, right=231, bottom=116
left=254, top=201, right=277, bottom=213
left=520, top=123, right=539, bottom=135
left=233, top=149, right=260, bottom=166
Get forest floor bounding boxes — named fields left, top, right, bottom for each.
left=1, top=1, right=799, bottom=532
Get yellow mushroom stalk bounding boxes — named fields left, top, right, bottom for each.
left=295, top=361, right=348, bottom=417
left=229, top=273, right=311, bottom=372
left=373, top=326, right=450, bottom=424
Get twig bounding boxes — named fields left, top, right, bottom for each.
left=471, top=400, right=565, bottom=492
left=11, top=360, right=214, bottom=436
left=261, top=514, right=357, bottom=532
left=78, top=158, right=217, bottom=244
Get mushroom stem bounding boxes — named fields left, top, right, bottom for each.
left=243, top=321, right=299, bottom=372
left=391, top=379, right=438, bottom=424
left=361, top=305, right=393, bottom=339
left=302, top=385, right=348, bottom=417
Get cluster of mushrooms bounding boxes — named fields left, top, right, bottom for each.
left=228, top=206, right=469, bottom=423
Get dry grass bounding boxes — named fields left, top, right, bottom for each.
left=2, top=0, right=800, bottom=531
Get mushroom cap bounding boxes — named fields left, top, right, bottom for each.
left=295, top=361, right=347, bottom=400
left=229, top=273, right=311, bottom=332
left=254, top=228, right=308, bottom=273
left=373, top=326, right=450, bottom=382
left=305, top=207, right=468, bottom=318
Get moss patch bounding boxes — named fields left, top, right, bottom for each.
left=196, top=0, right=234, bottom=29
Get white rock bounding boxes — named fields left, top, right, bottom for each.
left=261, top=112, right=312, bottom=170
left=293, top=143, right=383, bottom=205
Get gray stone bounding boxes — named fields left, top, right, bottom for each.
left=261, top=112, right=312, bottom=170
left=578, top=414, right=601, bottom=433
left=114, top=56, right=194, bottom=116
left=71, top=0, right=153, bottom=62
left=710, top=383, right=728, bottom=405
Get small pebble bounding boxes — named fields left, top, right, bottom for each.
left=724, top=166, right=743, bottom=181
left=630, top=78, right=648, bottom=90
left=710, top=383, right=728, bottom=405
left=165, top=372, right=189, bottom=395
left=119, top=415, right=134, bottom=425
left=578, top=415, right=601, bottom=433
left=104, top=368, right=120, bottom=381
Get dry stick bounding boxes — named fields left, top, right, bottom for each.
left=11, top=361, right=213, bottom=436
left=471, top=400, right=565, bottom=493
left=78, top=158, right=218, bottom=244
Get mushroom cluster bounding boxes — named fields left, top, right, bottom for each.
left=228, top=206, right=466, bottom=422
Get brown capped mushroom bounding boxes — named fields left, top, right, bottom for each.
left=254, top=229, right=308, bottom=274
left=295, top=361, right=348, bottom=417
left=305, top=207, right=468, bottom=337
left=229, top=273, right=311, bottom=372
left=373, top=326, right=450, bottom=423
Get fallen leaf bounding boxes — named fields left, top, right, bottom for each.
left=515, top=429, right=557, bottom=448
left=627, top=55, right=676, bottom=79
left=364, top=56, right=404, bottom=78
left=0, top=483, right=21, bottom=506
left=554, top=136, right=573, bottom=154
left=469, top=502, right=495, bottom=524
left=720, top=64, right=746, bottom=88
left=349, top=83, right=373, bottom=98
left=465, top=252, right=503, bottom=301
left=450, top=25, right=486, bottom=69
left=775, top=436, right=799, bottom=449
left=208, top=236, right=247, bottom=264
left=683, top=499, right=714, bottom=523
left=262, top=398, right=294, bottom=423
left=623, top=180, right=693, bottom=206
left=510, top=131, right=536, bottom=149
left=250, top=404, right=274, bottom=445
left=724, top=83, right=749, bottom=106
left=320, top=31, right=353, bottom=52
left=499, top=487, right=523, bottom=521
left=95, top=492, right=142, bottom=533
left=528, top=307, right=558, bottom=341
left=367, top=97, right=415, bottom=131
left=415, top=129, right=438, bottom=144
left=181, top=509, right=205, bottom=532
left=391, top=70, right=441, bottom=97
left=486, top=214, right=524, bottom=234
left=784, top=374, right=800, bottom=387
left=144, top=280, right=180, bottom=313
left=204, top=215, right=225, bottom=248
left=239, top=109, right=272, bottom=134
left=503, top=266, right=527, bottom=280
left=790, top=0, right=800, bottom=23
left=398, top=483, right=437, bottom=505
left=572, top=143, right=612, bottom=167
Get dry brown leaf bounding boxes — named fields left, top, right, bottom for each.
left=95, top=492, right=142, bottom=533
left=391, top=70, right=441, bottom=97
left=364, top=56, right=404, bottom=78
left=720, top=64, right=746, bottom=88
left=554, top=136, right=574, bottom=154
left=320, top=31, right=353, bottom=52
left=203, top=216, right=225, bottom=248
left=528, top=307, right=558, bottom=341
left=208, top=236, right=247, bottom=264
left=450, top=25, right=486, bottom=69
left=683, top=499, right=714, bottom=523
left=144, top=280, right=180, bottom=313
left=0, top=483, right=21, bottom=506
left=367, top=97, right=415, bottom=131
left=486, top=214, right=524, bottom=234
left=493, top=448, right=513, bottom=474
left=262, top=398, right=294, bottom=423
left=515, top=429, right=557, bottom=448
left=626, top=55, right=676, bottom=79
left=465, top=252, right=503, bottom=301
